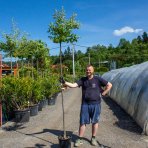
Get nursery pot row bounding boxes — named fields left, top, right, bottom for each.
left=13, top=97, right=57, bottom=123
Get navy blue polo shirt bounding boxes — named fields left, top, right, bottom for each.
left=76, top=76, right=108, bottom=104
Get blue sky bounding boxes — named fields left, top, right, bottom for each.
left=0, top=0, right=148, bottom=57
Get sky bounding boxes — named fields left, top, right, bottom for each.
left=0, top=0, right=148, bottom=58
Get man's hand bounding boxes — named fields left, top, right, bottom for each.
left=102, top=82, right=112, bottom=96
left=59, top=76, right=65, bottom=84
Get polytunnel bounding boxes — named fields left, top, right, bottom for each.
left=102, top=61, right=148, bottom=135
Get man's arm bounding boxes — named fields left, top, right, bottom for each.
left=102, top=82, right=112, bottom=96
left=60, top=77, right=79, bottom=88
left=64, top=81, right=78, bottom=88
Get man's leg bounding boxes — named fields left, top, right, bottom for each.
left=92, top=122, right=98, bottom=136
left=91, top=123, right=98, bottom=146
left=75, top=124, right=86, bottom=147
left=79, top=104, right=89, bottom=137
left=75, top=104, right=89, bottom=147
left=79, top=124, right=86, bottom=137
left=90, top=103, right=101, bottom=146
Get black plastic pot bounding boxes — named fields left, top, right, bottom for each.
left=2, top=109, right=14, bottom=124
left=14, top=108, right=30, bottom=123
left=38, top=101, right=44, bottom=111
left=40, top=99, right=46, bottom=108
left=43, top=99, right=48, bottom=107
left=29, top=104, right=38, bottom=116
left=48, top=96, right=57, bottom=105
left=2, top=102, right=14, bottom=123
left=58, top=135, right=71, bottom=148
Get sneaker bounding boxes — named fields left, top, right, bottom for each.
left=91, top=137, right=97, bottom=146
left=74, top=138, right=83, bottom=147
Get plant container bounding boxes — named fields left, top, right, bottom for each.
left=14, top=108, right=30, bottom=123
left=58, top=135, right=71, bottom=148
left=29, top=104, right=38, bottom=116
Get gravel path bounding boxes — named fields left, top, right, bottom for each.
left=0, top=88, right=148, bottom=148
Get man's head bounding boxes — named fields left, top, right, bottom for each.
left=86, top=65, right=94, bottom=78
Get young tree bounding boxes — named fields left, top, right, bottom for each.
left=48, top=7, right=80, bottom=138
left=48, top=7, right=80, bottom=76
left=0, top=20, right=21, bottom=74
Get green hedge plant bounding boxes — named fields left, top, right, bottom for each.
left=0, top=76, right=32, bottom=110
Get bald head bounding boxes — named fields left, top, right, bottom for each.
left=86, top=65, right=94, bottom=78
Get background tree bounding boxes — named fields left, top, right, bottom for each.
left=12, top=37, right=50, bottom=77
left=142, top=32, right=148, bottom=43
left=0, top=20, right=23, bottom=74
left=50, top=32, right=147, bottom=72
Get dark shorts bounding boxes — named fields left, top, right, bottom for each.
left=80, top=103, right=101, bottom=125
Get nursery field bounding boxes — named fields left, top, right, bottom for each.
left=0, top=88, right=148, bottom=148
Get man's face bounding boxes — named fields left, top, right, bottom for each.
left=86, top=66, right=94, bottom=77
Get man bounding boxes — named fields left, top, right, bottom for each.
left=60, top=65, right=112, bottom=147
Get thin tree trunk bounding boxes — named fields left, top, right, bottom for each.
left=10, top=54, right=13, bottom=75
left=31, top=56, right=33, bottom=79
left=21, top=58, right=24, bottom=77
left=72, top=44, right=75, bottom=82
left=60, top=42, right=66, bottom=138
left=37, top=58, right=39, bottom=77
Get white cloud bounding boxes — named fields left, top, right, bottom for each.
left=113, top=26, right=143, bottom=36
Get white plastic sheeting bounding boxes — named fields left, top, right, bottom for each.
left=102, top=62, right=148, bottom=135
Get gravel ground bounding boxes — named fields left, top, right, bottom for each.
left=0, top=88, right=148, bottom=148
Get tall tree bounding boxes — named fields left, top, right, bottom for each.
left=48, top=7, right=80, bottom=75
left=47, top=7, right=80, bottom=138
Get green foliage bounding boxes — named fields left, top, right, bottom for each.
left=48, top=7, right=80, bottom=44
left=0, top=76, right=32, bottom=110
left=0, top=20, right=26, bottom=58
left=41, top=77, right=52, bottom=98
left=50, top=32, right=148, bottom=72
left=0, top=21, right=51, bottom=73
left=48, top=6, right=80, bottom=84
left=17, top=39, right=50, bottom=70
left=97, top=67, right=109, bottom=72
left=49, top=74, right=61, bottom=95
left=0, top=74, right=61, bottom=110
left=19, top=66, right=38, bottom=78
left=31, top=77, right=44, bottom=104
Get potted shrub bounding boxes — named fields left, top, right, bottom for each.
left=27, top=78, right=40, bottom=116
left=0, top=78, right=10, bottom=123
left=41, top=77, right=52, bottom=105
left=1, top=76, right=32, bottom=123
left=31, top=77, right=44, bottom=111
left=48, top=75, right=60, bottom=105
